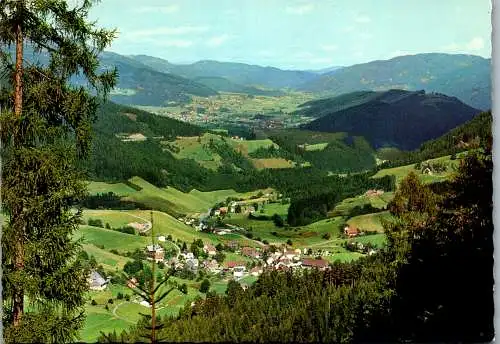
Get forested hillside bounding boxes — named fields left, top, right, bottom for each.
left=378, top=111, right=492, bottom=167
left=301, top=90, right=481, bottom=150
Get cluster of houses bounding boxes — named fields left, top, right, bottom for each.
left=219, top=245, right=331, bottom=279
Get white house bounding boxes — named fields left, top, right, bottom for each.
left=233, top=266, right=246, bottom=278
left=158, top=236, right=166, bottom=242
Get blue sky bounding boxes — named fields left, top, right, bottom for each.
left=89, top=0, right=492, bottom=70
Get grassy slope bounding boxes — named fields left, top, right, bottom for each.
left=86, top=181, right=137, bottom=196
left=75, top=225, right=159, bottom=253
left=372, top=155, right=458, bottom=185
left=346, top=211, right=393, bottom=233
left=124, top=176, right=270, bottom=216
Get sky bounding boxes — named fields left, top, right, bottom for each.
left=89, top=0, right=492, bottom=70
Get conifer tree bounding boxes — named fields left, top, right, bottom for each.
left=100, top=211, right=186, bottom=343
left=0, top=0, right=116, bottom=342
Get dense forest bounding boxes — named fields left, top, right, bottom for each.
left=377, top=111, right=492, bottom=168
left=301, top=89, right=481, bottom=150
left=98, top=142, right=492, bottom=343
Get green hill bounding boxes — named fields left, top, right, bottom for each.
left=298, top=53, right=491, bottom=110
left=301, top=90, right=481, bottom=150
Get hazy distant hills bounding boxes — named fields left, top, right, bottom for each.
left=11, top=47, right=491, bottom=111
left=191, top=76, right=285, bottom=96
left=298, top=53, right=491, bottom=110
left=129, top=55, right=318, bottom=89
left=300, top=89, right=482, bottom=150
left=99, top=52, right=217, bottom=106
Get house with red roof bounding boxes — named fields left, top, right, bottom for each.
left=344, top=225, right=360, bottom=238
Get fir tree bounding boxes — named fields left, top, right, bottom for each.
left=0, top=0, right=116, bottom=342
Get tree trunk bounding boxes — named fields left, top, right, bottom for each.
left=12, top=3, right=25, bottom=327
left=151, top=211, right=156, bottom=344
left=14, top=14, right=23, bottom=118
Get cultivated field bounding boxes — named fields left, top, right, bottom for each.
left=251, top=158, right=295, bottom=169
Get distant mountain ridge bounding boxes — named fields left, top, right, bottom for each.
left=301, top=89, right=482, bottom=150
left=98, top=52, right=218, bottom=106
left=298, top=53, right=491, bottom=110
left=129, top=55, right=318, bottom=89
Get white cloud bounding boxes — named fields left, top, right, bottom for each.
left=206, top=34, right=232, bottom=47
left=466, top=37, right=484, bottom=51
left=126, top=26, right=208, bottom=39
left=442, top=42, right=461, bottom=52
left=286, top=3, right=314, bottom=15
left=441, top=37, right=485, bottom=53
left=321, top=44, right=338, bottom=52
left=135, top=4, right=179, bottom=14
left=355, top=15, right=371, bottom=23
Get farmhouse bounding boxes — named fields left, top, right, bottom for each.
left=301, top=258, right=329, bottom=271
left=88, top=271, right=109, bottom=291
left=214, top=228, right=232, bottom=235
left=283, top=249, right=300, bottom=260
left=128, top=222, right=151, bottom=233
left=250, top=266, right=263, bottom=276
left=186, top=258, right=199, bottom=271
left=146, top=244, right=165, bottom=263
left=224, top=261, right=246, bottom=271
left=203, top=259, right=220, bottom=273
left=233, top=266, right=246, bottom=278
left=344, top=225, right=360, bottom=238
left=227, top=241, right=239, bottom=250
left=203, top=244, right=217, bottom=255
left=127, top=277, right=138, bottom=289
left=365, top=189, right=384, bottom=197
left=241, top=247, right=260, bottom=259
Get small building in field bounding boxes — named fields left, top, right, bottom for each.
left=344, top=225, right=360, bottom=238
left=89, top=271, right=109, bottom=291
left=203, top=244, right=217, bottom=256
left=127, top=277, right=138, bottom=289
